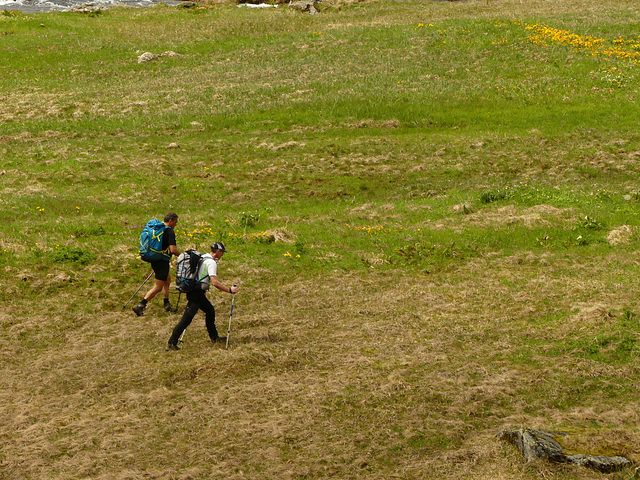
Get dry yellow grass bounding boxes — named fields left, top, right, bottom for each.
left=2, top=255, right=639, bottom=478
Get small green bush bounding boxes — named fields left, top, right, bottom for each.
left=479, top=189, right=510, bottom=204
left=47, top=247, right=93, bottom=265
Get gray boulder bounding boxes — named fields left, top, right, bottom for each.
left=498, top=427, right=632, bottom=473
left=137, top=51, right=181, bottom=64
left=289, top=0, right=319, bottom=14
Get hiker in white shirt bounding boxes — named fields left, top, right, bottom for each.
left=166, top=242, right=238, bottom=350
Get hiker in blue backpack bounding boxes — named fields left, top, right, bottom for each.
left=166, top=242, right=239, bottom=350
left=133, top=212, right=181, bottom=316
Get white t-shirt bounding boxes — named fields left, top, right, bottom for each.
left=198, top=254, right=218, bottom=289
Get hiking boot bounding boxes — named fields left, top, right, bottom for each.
left=132, top=302, right=146, bottom=317
left=211, top=336, right=227, bottom=344
left=165, top=342, right=180, bottom=351
left=163, top=302, right=174, bottom=312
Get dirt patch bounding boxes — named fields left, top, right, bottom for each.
left=432, top=204, right=576, bottom=230
left=607, top=225, right=636, bottom=246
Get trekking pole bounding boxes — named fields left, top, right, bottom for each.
left=123, top=272, right=153, bottom=309
left=225, top=285, right=237, bottom=350
left=173, top=291, right=181, bottom=313
left=178, top=328, right=186, bottom=344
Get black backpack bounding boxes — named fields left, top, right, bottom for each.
left=175, top=250, right=206, bottom=292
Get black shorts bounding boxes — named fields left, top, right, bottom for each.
left=151, top=261, right=170, bottom=282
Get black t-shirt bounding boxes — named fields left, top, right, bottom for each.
left=162, top=227, right=176, bottom=251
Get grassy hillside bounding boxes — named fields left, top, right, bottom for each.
left=1, top=0, right=640, bottom=478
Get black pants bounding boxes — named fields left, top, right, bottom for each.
left=168, top=289, right=218, bottom=345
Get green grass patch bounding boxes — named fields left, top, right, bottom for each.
left=2, top=1, right=640, bottom=479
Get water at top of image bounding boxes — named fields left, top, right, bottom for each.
left=1, top=0, right=174, bottom=13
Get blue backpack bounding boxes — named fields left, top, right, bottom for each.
left=139, top=219, right=171, bottom=262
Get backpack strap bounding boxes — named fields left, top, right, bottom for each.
left=198, top=256, right=211, bottom=283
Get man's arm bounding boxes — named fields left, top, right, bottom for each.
left=209, top=276, right=237, bottom=294
left=166, top=228, right=179, bottom=256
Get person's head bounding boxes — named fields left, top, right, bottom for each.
left=164, top=212, right=179, bottom=228
left=211, top=242, right=226, bottom=259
